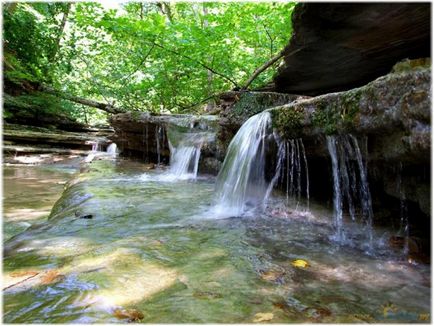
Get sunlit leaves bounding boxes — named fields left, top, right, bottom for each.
left=5, top=2, right=295, bottom=118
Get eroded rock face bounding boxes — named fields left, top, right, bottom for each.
left=3, top=123, right=113, bottom=164
left=270, top=59, right=431, bottom=163
left=109, top=112, right=220, bottom=173
left=270, top=59, right=431, bottom=219
left=273, top=3, right=431, bottom=95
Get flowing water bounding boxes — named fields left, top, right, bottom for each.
left=106, top=143, right=117, bottom=156
left=326, top=135, right=374, bottom=249
left=3, top=160, right=430, bottom=323
left=166, top=128, right=213, bottom=180
left=214, top=112, right=272, bottom=216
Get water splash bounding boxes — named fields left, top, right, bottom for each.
left=214, top=111, right=272, bottom=216
left=326, top=135, right=374, bottom=248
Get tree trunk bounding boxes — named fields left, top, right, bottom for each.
left=40, top=85, right=125, bottom=114
left=50, top=3, right=71, bottom=62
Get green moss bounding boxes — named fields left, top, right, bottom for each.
left=392, top=58, right=431, bottom=73
left=228, top=92, right=295, bottom=122
left=271, top=106, right=304, bottom=139
left=272, top=89, right=362, bottom=139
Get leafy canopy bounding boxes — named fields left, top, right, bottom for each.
left=4, top=2, right=295, bottom=123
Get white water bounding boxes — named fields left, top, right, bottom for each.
left=214, top=112, right=272, bottom=216
left=166, top=132, right=209, bottom=180
left=326, top=135, right=374, bottom=248
left=106, top=143, right=117, bottom=156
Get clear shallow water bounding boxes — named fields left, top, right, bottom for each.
left=3, top=164, right=78, bottom=241
left=3, top=160, right=431, bottom=323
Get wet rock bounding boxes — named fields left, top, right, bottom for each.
left=216, top=91, right=304, bottom=159
left=109, top=113, right=219, bottom=173
left=113, top=308, right=145, bottom=322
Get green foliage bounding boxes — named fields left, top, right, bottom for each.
left=4, top=1, right=296, bottom=122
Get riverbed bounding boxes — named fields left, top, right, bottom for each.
left=3, top=160, right=431, bottom=323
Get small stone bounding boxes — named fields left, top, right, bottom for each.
left=253, top=312, right=274, bottom=322
left=113, top=308, right=144, bottom=322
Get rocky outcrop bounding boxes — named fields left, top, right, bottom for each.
left=270, top=59, right=431, bottom=218
left=270, top=59, right=431, bottom=163
left=273, top=3, right=431, bottom=95
left=3, top=123, right=113, bottom=164
left=109, top=112, right=220, bottom=172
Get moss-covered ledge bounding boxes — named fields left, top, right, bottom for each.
left=270, top=59, right=431, bottom=161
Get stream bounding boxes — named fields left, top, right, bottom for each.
left=3, top=159, right=430, bottom=323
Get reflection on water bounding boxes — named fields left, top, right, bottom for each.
left=3, top=165, right=78, bottom=241
left=3, top=160, right=431, bottom=323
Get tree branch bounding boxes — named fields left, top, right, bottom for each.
left=241, top=51, right=284, bottom=90
left=147, top=41, right=240, bottom=88
left=39, top=85, right=125, bottom=114
left=241, top=48, right=303, bottom=90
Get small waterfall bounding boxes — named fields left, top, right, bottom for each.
left=155, top=126, right=162, bottom=166
left=91, top=141, right=100, bottom=152
left=396, top=163, right=409, bottom=256
left=214, top=111, right=272, bottom=216
left=264, top=135, right=310, bottom=210
left=326, top=135, right=374, bottom=247
left=167, top=132, right=208, bottom=180
left=106, top=143, right=117, bottom=156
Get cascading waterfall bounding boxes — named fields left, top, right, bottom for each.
left=214, top=111, right=272, bottom=216
left=326, top=134, right=374, bottom=247
left=214, top=111, right=311, bottom=217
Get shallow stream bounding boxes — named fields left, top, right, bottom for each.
left=3, top=160, right=431, bottom=323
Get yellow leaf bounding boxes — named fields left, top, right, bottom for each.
left=291, top=259, right=309, bottom=268
left=253, top=312, right=274, bottom=322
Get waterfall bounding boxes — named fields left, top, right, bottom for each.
left=396, top=162, right=409, bottom=256
left=106, top=143, right=117, bottom=156
left=155, top=126, right=162, bottom=166
left=264, top=135, right=310, bottom=210
left=326, top=135, right=374, bottom=247
left=166, top=132, right=208, bottom=180
left=213, top=111, right=311, bottom=217
left=214, top=111, right=272, bottom=216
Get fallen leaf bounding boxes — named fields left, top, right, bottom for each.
left=41, top=270, right=64, bottom=284
left=291, top=259, right=309, bottom=268
left=113, top=308, right=144, bottom=322
left=253, top=312, right=274, bottom=322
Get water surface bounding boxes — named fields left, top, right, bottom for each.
left=3, top=160, right=430, bottom=323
